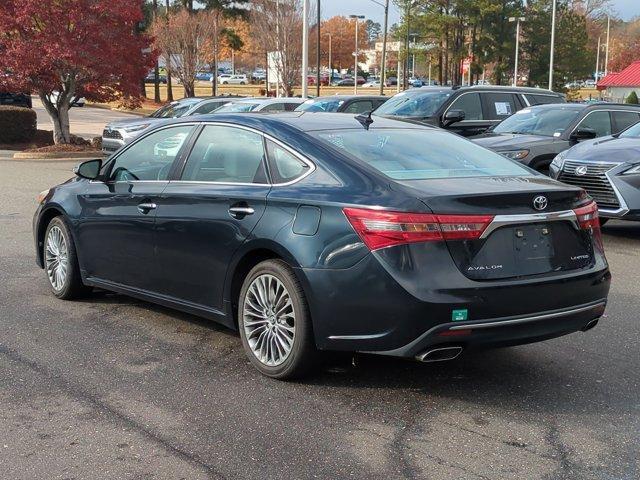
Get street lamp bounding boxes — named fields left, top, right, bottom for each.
left=325, top=33, right=332, bottom=83
left=368, top=0, right=389, bottom=95
left=349, top=14, right=365, bottom=95
left=302, top=0, right=310, bottom=97
left=548, top=0, right=557, bottom=90
left=509, top=16, right=525, bottom=87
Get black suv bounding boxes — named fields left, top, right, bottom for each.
left=0, top=92, right=32, bottom=109
left=472, top=103, right=640, bottom=171
left=374, top=85, right=564, bottom=136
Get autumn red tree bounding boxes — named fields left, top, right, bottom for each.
left=0, top=0, right=154, bottom=144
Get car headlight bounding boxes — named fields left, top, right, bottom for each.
left=37, top=189, right=50, bottom=204
left=122, top=123, right=151, bottom=133
left=551, top=151, right=567, bottom=170
left=500, top=149, right=530, bottom=160
left=622, top=164, right=640, bottom=175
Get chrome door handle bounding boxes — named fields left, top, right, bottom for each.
left=137, top=202, right=157, bottom=214
left=228, top=206, right=255, bottom=218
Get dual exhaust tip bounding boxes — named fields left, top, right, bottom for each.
left=415, top=346, right=463, bottom=363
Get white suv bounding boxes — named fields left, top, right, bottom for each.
left=219, top=74, right=248, bottom=85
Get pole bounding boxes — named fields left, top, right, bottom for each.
left=595, top=36, right=601, bottom=83
left=404, top=2, right=410, bottom=90
left=379, top=0, right=389, bottom=95
left=513, top=19, right=520, bottom=87
left=302, top=0, right=309, bottom=97
left=316, top=0, right=321, bottom=97
left=276, top=0, right=281, bottom=97
left=328, top=34, right=332, bottom=83
left=604, top=15, right=610, bottom=76
left=232, top=50, right=235, bottom=75
left=548, top=0, right=556, bottom=90
left=428, top=58, right=432, bottom=85
left=354, top=18, right=359, bottom=95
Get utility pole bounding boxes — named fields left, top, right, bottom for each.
left=509, top=17, right=525, bottom=87
left=316, top=0, right=321, bottom=97
left=548, top=0, right=557, bottom=90
left=350, top=15, right=365, bottom=95
left=604, top=15, right=611, bottom=76
left=302, top=0, right=309, bottom=97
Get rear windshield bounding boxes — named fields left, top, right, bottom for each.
left=295, top=98, right=345, bottom=112
left=374, top=90, right=451, bottom=117
left=493, top=107, right=581, bottom=136
left=312, top=129, right=531, bottom=180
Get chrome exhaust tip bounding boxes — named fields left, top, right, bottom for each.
left=415, top=346, right=463, bottom=363
left=581, top=318, right=599, bottom=332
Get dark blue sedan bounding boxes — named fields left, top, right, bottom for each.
left=34, top=113, right=610, bottom=379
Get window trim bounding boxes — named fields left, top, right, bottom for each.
left=569, top=109, right=615, bottom=138
left=173, top=121, right=316, bottom=187
left=96, top=122, right=199, bottom=184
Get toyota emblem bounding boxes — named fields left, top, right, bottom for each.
left=533, top=195, right=548, bottom=211
left=575, top=165, right=588, bottom=176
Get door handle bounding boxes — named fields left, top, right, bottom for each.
left=137, top=202, right=157, bottom=214
left=228, top=206, right=255, bottom=218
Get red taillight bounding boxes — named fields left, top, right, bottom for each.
left=343, top=207, right=494, bottom=250
left=573, top=201, right=600, bottom=230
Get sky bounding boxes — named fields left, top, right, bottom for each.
left=320, top=0, right=639, bottom=25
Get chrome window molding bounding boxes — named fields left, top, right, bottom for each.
left=480, top=210, right=579, bottom=239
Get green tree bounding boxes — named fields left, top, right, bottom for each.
left=626, top=91, right=639, bottom=104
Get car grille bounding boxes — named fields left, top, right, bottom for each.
left=558, top=160, right=620, bottom=209
left=102, top=128, right=122, bottom=140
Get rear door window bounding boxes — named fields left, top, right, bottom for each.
left=576, top=110, right=612, bottom=136
left=266, top=140, right=311, bottom=183
left=612, top=111, right=640, bottom=133
left=447, top=93, right=483, bottom=120
left=343, top=100, right=375, bottom=114
left=482, top=93, right=517, bottom=120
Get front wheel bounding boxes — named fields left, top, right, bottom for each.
left=238, top=260, right=317, bottom=379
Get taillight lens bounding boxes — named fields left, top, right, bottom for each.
left=343, top=207, right=494, bottom=250
left=573, top=201, right=600, bottom=230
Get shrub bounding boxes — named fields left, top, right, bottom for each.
left=626, top=91, right=639, bottom=104
left=0, top=106, right=37, bottom=143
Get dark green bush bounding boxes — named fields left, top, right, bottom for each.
left=626, top=91, right=639, bottom=104
left=0, top=106, right=37, bottom=143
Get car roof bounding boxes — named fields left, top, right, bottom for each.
left=522, top=103, right=586, bottom=111
left=304, top=95, right=387, bottom=101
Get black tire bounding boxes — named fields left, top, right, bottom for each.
left=43, top=216, right=91, bottom=300
left=599, top=218, right=609, bottom=226
left=238, top=259, right=317, bottom=379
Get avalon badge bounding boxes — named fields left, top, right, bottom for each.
left=533, top=195, right=548, bottom=211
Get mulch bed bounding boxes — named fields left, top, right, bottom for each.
left=0, top=129, right=54, bottom=150
left=0, top=129, right=99, bottom=153
left=24, top=144, right=99, bottom=153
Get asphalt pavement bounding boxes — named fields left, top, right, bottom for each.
left=0, top=159, right=639, bottom=480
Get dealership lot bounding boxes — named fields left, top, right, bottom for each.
left=1, top=159, right=639, bottom=479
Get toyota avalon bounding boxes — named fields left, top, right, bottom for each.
left=34, top=113, right=610, bottom=379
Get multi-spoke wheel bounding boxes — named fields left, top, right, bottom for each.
left=238, top=260, right=317, bottom=379
left=43, top=216, right=90, bottom=299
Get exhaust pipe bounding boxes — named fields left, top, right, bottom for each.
left=415, top=346, right=463, bottom=363
left=581, top=318, right=599, bottom=332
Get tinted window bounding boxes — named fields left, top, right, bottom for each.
left=313, top=129, right=530, bottom=180
left=448, top=93, right=483, bottom=120
left=525, top=94, right=562, bottom=105
left=284, top=103, right=300, bottom=112
left=295, top=98, right=344, bottom=112
left=108, top=126, right=192, bottom=181
left=493, top=106, right=582, bottom=136
left=191, top=101, right=226, bottom=115
left=181, top=125, right=267, bottom=184
left=343, top=100, right=375, bottom=114
left=483, top=93, right=517, bottom=120
left=149, top=102, right=197, bottom=118
left=266, top=140, right=310, bottom=183
left=215, top=102, right=259, bottom=113
left=577, top=111, right=612, bottom=136
left=612, top=111, right=640, bottom=133
left=374, top=90, right=452, bottom=117
left=261, top=102, right=286, bottom=112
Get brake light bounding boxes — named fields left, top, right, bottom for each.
left=343, top=207, right=494, bottom=250
left=573, top=201, right=600, bottom=230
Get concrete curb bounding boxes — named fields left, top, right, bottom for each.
left=12, top=151, right=105, bottom=160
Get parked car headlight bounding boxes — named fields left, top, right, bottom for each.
left=123, top=124, right=151, bottom=133
left=622, top=164, right=640, bottom=175
left=551, top=151, right=567, bottom=170
left=500, top=149, right=530, bottom=160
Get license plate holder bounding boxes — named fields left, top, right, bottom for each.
left=513, top=224, right=554, bottom=261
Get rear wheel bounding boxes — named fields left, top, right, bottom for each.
left=238, top=260, right=317, bottom=379
left=44, top=217, right=90, bottom=300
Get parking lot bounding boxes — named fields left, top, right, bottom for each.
left=1, top=158, right=639, bottom=480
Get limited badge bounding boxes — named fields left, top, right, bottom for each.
left=451, top=309, right=468, bottom=321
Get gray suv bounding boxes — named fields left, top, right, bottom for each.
left=472, top=103, right=640, bottom=171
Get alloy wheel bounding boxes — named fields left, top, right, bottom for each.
left=243, top=274, right=296, bottom=367
left=45, top=225, right=68, bottom=291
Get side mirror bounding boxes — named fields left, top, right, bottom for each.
left=443, top=109, right=465, bottom=127
left=570, top=127, right=597, bottom=142
left=74, top=158, right=102, bottom=180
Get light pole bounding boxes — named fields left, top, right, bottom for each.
left=302, top=0, right=309, bottom=97
left=595, top=36, right=601, bottom=83
left=325, top=33, right=332, bottom=83
left=548, top=0, right=557, bottom=90
left=368, top=0, right=389, bottom=96
left=316, top=0, right=321, bottom=97
left=604, top=15, right=611, bottom=76
left=349, top=14, right=365, bottom=95
left=509, top=17, right=525, bottom=87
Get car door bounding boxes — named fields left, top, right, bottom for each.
left=479, top=92, right=519, bottom=134
left=153, top=124, right=271, bottom=312
left=76, top=124, right=195, bottom=291
left=573, top=110, right=612, bottom=138
left=443, top=92, right=487, bottom=136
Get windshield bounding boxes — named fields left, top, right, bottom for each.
left=493, top=107, right=581, bottom=136
left=149, top=102, right=194, bottom=118
left=620, top=121, right=640, bottom=138
left=374, top=90, right=451, bottom=117
left=312, top=129, right=531, bottom=180
left=215, top=102, right=259, bottom=113
left=295, top=98, right=345, bottom=112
